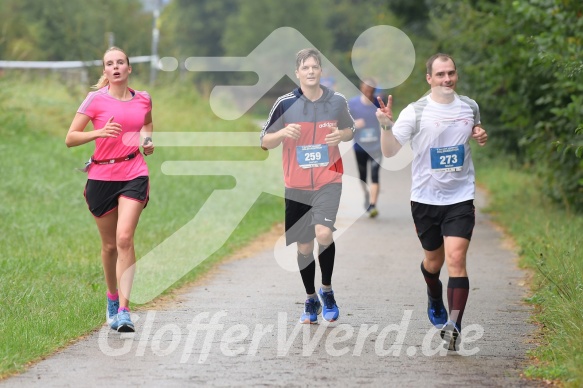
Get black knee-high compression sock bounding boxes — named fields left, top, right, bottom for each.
left=318, top=242, right=335, bottom=286
left=420, top=261, right=443, bottom=299
left=447, top=277, right=470, bottom=329
left=297, top=251, right=316, bottom=295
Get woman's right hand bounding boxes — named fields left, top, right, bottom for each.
left=98, top=116, right=122, bottom=138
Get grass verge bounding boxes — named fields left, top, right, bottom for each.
left=476, top=155, right=583, bottom=387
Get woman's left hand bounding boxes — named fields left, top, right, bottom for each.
left=143, top=137, right=155, bottom=156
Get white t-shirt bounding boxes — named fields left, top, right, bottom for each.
left=392, top=94, right=480, bottom=205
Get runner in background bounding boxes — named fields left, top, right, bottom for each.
left=348, top=78, right=382, bottom=217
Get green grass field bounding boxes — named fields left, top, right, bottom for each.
left=0, top=75, right=581, bottom=386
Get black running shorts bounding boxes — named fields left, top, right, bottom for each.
left=284, top=183, right=342, bottom=245
left=411, top=200, right=475, bottom=251
left=84, top=176, right=149, bottom=217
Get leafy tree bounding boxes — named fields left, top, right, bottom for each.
left=0, top=0, right=151, bottom=61
left=0, top=0, right=43, bottom=60
left=159, top=0, right=238, bottom=58
left=324, top=0, right=389, bottom=84
left=222, top=0, right=333, bottom=57
left=386, top=0, right=431, bottom=36
left=157, top=0, right=239, bottom=85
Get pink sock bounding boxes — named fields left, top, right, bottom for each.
left=107, top=291, right=119, bottom=301
left=118, top=307, right=130, bottom=313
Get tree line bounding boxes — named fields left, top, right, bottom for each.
left=1, top=0, right=581, bottom=211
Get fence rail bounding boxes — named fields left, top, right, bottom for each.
left=0, top=56, right=154, bottom=70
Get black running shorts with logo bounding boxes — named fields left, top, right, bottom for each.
left=84, top=176, right=149, bottom=218
left=410, top=199, right=475, bottom=251
left=284, top=183, right=342, bottom=246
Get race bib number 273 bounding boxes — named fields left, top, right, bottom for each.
left=430, top=145, right=464, bottom=172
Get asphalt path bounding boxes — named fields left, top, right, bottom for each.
left=2, top=148, right=543, bottom=387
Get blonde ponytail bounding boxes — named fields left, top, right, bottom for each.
left=92, top=74, right=109, bottom=89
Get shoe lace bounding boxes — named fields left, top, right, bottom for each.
left=108, top=299, right=119, bottom=317
left=322, top=292, right=337, bottom=309
left=430, top=299, right=444, bottom=317
left=305, top=299, right=318, bottom=314
left=118, top=310, right=131, bottom=321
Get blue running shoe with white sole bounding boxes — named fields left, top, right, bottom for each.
left=111, top=310, right=135, bottom=332
left=318, top=288, right=339, bottom=322
left=427, top=294, right=448, bottom=328
left=440, top=320, right=461, bottom=351
left=299, top=298, right=322, bottom=324
left=106, top=297, right=119, bottom=326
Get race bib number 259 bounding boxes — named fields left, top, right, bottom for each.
left=296, top=144, right=329, bottom=169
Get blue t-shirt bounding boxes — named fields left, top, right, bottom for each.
left=348, top=96, right=381, bottom=154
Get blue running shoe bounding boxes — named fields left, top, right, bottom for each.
left=106, top=297, right=119, bottom=326
left=440, top=320, right=461, bottom=351
left=111, top=310, right=135, bottom=332
left=299, top=298, right=322, bottom=324
left=318, top=288, right=339, bottom=322
left=427, top=294, right=448, bottom=328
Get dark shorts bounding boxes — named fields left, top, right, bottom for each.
left=84, top=176, right=149, bottom=218
left=411, top=200, right=475, bottom=251
left=284, top=183, right=342, bottom=245
left=355, top=150, right=381, bottom=184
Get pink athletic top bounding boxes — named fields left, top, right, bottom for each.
left=77, top=86, right=151, bottom=181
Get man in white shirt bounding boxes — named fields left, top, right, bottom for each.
left=375, top=53, right=488, bottom=351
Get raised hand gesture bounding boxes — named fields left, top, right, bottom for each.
left=375, top=95, right=394, bottom=128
